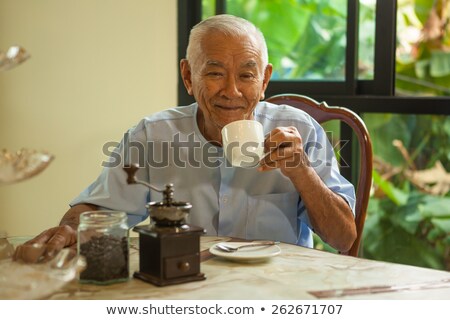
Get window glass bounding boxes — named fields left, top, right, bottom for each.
left=202, top=0, right=215, bottom=19
left=358, top=0, right=376, bottom=79
left=396, top=0, right=450, bottom=96
left=202, top=0, right=348, bottom=81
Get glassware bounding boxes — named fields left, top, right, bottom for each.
left=0, top=149, right=53, bottom=184
left=0, top=46, right=30, bottom=71
left=0, top=230, right=14, bottom=260
left=77, top=211, right=129, bottom=285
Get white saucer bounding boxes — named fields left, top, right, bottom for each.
left=209, top=242, right=281, bottom=262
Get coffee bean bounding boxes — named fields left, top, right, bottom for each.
left=79, top=235, right=129, bottom=283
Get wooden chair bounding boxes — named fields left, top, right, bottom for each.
left=266, top=94, right=373, bottom=257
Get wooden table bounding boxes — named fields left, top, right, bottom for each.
left=45, top=236, right=449, bottom=300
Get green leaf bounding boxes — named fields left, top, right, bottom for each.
left=415, top=59, right=430, bottom=79
left=444, top=235, right=450, bottom=246
left=363, top=113, right=393, bottom=130
left=365, top=114, right=411, bottom=166
left=391, top=206, right=422, bottom=234
left=418, top=198, right=450, bottom=218
left=431, top=218, right=450, bottom=233
left=372, top=170, right=408, bottom=206
left=413, top=0, right=435, bottom=24
left=313, top=234, right=338, bottom=254
left=426, top=228, right=442, bottom=242
left=444, top=117, right=450, bottom=136
left=386, top=192, right=425, bottom=234
left=430, top=51, right=450, bottom=78
left=366, top=197, right=383, bottom=217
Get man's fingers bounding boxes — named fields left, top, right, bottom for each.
left=260, top=126, right=304, bottom=172
left=13, top=243, right=47, bottom=263
left=13, top=225, right=77, bottom=263
left=264, top=127, right=300, bottom=153
left=45, top=225, right=77, bottom=258
left=22, top=228, right=56, bottom=246
left=260, top=144, right=294, bottom=165
left=13, top=228, right=59, bottom=262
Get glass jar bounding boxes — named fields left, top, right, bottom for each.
left=0, top=230, right=14, bottom=260
left=77, top=211, right=129, bottom=285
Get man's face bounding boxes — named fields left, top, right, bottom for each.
left=181, top=31, right=272, bottom=130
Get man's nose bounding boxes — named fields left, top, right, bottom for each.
left=222, top=76, right=243, bottom=99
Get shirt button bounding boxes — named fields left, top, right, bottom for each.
left=222, top=196, right=229, bottom=203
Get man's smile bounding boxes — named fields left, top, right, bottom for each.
left=213, top=104, right=245, bottom=110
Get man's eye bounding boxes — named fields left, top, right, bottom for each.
left=206, top=72, right=223, bottom=77
left=241, top=73, right=255, bottom=80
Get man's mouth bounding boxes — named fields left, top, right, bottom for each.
left=214, top=104, right=244, bottom=110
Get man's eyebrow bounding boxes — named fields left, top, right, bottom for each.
left=241, top=60, right=257, bottom=68
left=205, top=60, right=258, bottom=68
left=206, top=60, right=223, bottom=67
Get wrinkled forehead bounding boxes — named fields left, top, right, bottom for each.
left=195, top=31, right=265, bottom=68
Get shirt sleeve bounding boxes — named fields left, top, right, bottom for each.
left=302, top=117, right=356, bottom=215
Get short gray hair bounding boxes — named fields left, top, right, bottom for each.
left=186, top=14, right=269, bottom=68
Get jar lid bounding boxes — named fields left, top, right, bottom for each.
left=79, top=211, right=127, bottom=226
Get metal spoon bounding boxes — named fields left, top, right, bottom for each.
left=215, top=241, right=279, bottom=252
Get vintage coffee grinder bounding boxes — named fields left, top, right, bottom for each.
left=123, top=164, right=206, bottom=286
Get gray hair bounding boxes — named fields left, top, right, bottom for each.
left=186, top=14, right=269, bottom=68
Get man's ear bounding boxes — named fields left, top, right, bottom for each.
left=180, top=59, right=193, bottom=96
left=260, top=63, right=273, bottom=100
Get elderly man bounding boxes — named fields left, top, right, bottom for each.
left=14, top=14, right=356, bottom=262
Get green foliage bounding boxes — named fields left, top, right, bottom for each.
left=365, top=114, right=410, bottom=167
left=365, top=113, right=450, bottom=170
left=372, top=170, right=408, bottom=206
left=225, top=0, right=348, bottom=80
left=365, top=179, right=449, bottom=270
left=365, top=112, right=450, bottom=270
left=396, top=0, right=450, bottom=96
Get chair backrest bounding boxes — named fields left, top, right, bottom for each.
left=266, top=94, right=373, bottom=257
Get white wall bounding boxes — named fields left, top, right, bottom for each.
left=0, top=0, right=178, bottom=236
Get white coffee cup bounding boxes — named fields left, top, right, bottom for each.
left=221, top=120, right=265, bottom=168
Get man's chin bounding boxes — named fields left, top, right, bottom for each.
left=207, top=107, right=255, bottom=128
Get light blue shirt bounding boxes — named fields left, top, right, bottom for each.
left=70, top=102, right=355, bottom=247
